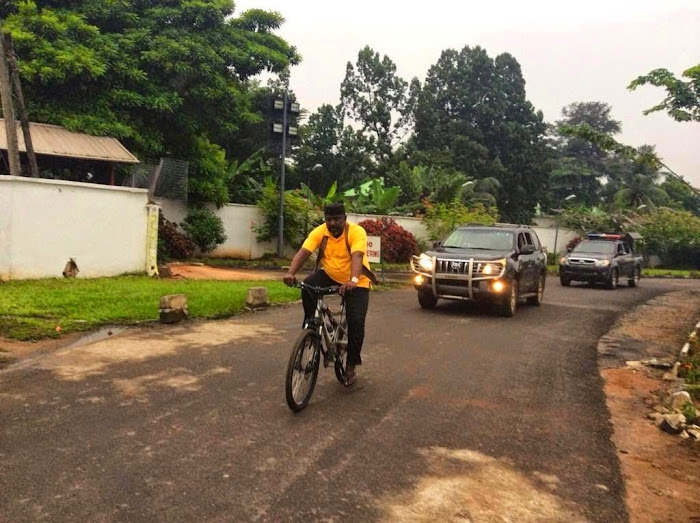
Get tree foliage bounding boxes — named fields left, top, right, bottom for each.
left=4, top=0, right=299, bottom=205
left=413, top=46, right=548, bottom=223
left=629, top=64, right=700, bottom=122
left=340, top=46, right=420, bottom=160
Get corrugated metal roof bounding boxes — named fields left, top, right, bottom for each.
left=0, top=119, right=139, bottom=164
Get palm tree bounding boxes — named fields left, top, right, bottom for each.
left=613, top=145, right=669, bottom=209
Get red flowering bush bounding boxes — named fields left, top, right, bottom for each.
left=358, top=218, right=418, bottom=263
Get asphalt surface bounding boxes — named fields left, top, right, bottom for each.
left=2, top=277, right=699, bottom=521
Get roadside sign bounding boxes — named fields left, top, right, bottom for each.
left=367, top=236, right=381, bottom=263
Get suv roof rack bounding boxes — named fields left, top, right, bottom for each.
left=460, top=223, right=532, bottom=229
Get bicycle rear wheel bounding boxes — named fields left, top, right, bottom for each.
left=285, top=329, right=320, bottom=412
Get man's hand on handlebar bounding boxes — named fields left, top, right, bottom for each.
left=283, top=272, right=297, bottom=286
left=339, top=280, right=357, bottom=295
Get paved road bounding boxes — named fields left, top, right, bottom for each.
left=2, top=278, right=698, bottom=521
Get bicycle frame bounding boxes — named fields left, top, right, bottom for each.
left=299, top=283, right=348, bottom=365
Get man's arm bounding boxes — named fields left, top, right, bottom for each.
left=283, top=248, right=312, bottom=285
left=340, top=251, right=364, bottom=295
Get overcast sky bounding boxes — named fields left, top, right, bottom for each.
left=236, top=0, right=699, bottom=187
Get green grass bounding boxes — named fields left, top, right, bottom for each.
left=0, top=276, right=301, bottom=341
left=642, top=268, right=700, bottom=278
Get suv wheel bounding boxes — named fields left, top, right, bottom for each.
left=560, top=275, right=571, bottom=286
left=606, top=268, right=619, bottom=290
left=527, top=275, right=544, bottom=306
left=499, top=281, right=518, bottom=317
left=628, top=267, right=640, bottom=287
left=417, top=291, right=438, bottom=309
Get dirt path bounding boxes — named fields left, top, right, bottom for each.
left=167, top=263, right=284, bottom=280
left=600, top=290, right=700, bottom=523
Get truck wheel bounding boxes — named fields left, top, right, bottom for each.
left=606, top=268, right=619, bottom=290
left=499, top=281, right=518, bottom=317
left=417, top=291, right=438, bottom=309
left=560, top=275, right=571, bottom=287
left=628, top=267, right=640, bottom=287
left=527, top=275, right=545, bottom=306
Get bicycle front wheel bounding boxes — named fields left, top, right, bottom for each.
left=285, top=329, right=320, bottom=412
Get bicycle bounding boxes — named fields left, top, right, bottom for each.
left=285, top=282, right=349, bottom=412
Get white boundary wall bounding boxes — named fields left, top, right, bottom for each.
left=157, top=201, right=432, bottom=259
left=156, top=200, right=578, bottom=259
left=0, top=176, right=149, bottom=280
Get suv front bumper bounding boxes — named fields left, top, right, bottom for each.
left=411, top=256, right=509, bottom=302
left=559, top=264, right=611, bottom=282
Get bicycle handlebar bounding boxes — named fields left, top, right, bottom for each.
left=288, top=281, right=341, bottom=296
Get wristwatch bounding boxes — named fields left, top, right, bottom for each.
left=350, top=276, right=359, bottom=284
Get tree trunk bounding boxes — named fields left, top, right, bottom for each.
left=0, top=18, right=20, bottom=176
left=5, top=34, right=39, bottom=178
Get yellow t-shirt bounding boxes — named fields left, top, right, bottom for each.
left=302, top=222, right=372, bottom=288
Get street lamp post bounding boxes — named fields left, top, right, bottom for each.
left=276, top=91, right=288, bottom=258
left=272, top=91, right=299, bottom=258
left=553, top=194, right=576, bottom=255
left=310, top=163, right=322, bottom=192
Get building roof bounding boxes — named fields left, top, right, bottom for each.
left=0, top=119, right=139, bottom=164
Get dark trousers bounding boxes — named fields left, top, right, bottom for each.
left=302, top=270, right=370, bottom=366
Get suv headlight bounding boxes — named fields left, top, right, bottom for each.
left=559, top=257, right=569, bottom=265
left=418, top=253, right=434, bottom=271
left=595, top=259, right=611, bottom=267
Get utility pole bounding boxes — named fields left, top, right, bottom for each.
left=270, top=83, right=299, bottom=258
left=5, top=34, right=38, bottom=178
left=277, top=89, right=288, bottom=258
left=0, top=18, right=20, bottom=176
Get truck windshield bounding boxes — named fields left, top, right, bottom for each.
left=443, top=229, right=514, bottom=250
left=572, top=241, right=616, bottom=254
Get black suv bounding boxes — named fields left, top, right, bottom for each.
left=410, top=224, right=547, bottom=316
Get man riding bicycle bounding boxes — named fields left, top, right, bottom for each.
left=283, top=202, right=374, bottom=387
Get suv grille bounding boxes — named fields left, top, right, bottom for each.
left=435, top=259, right=504, bottom=277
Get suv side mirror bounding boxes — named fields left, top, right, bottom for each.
left=520, top=244, right=536, bottom=255
left=433, top=241, right=442, bottom=249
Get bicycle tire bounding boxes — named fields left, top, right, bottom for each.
left=285, top=329, right=320, bottom=412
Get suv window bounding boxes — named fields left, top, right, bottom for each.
left=444, top=229, right=514, bottom=250
left=524, top=232, right=535, bottom=246
left=617, top=243, right=625, bottom=255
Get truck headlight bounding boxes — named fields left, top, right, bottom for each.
left=595, top=259, right=611, bottom=267
left=559, top=257, right=569, bottom=265
left=418, top=253, right=434, bottom=271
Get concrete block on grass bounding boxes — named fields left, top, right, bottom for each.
left=246, top=287, right=269, bottom=308
left=160, top=294, right=189, bottom=324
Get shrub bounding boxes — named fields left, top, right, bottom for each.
left=358, top=218, right=418, bottom=263
left=182, top=208, right=227, bottom=253
left=423, top=199, right=498, bottom=241
left=158, top=213, right=196, bottom=259
left=255, top=177, right=315, bottom=247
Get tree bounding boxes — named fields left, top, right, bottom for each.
left=661, top=176, right=700, bottom=216
left=613, top=146, right=669, bottom=209
left=4, top=0, right=299, bottom=205
left=629, top=64, right=700, bottom=122
left=294, top=104, right=374, bottom=194
left=414, top=46, right=548, bottom=223
left=549, top=102, right=623, bottom=207
left=340, top=46, right=420, bottom=162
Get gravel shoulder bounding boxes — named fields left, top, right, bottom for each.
left=599, top=290, right=700, bottom=522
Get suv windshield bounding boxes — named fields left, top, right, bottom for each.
left=572, top=241, right=616, bottom=254
left=443, top=229, right=514, bottom=250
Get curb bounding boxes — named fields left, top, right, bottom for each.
left=680, top=321, right=700, bottom=359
